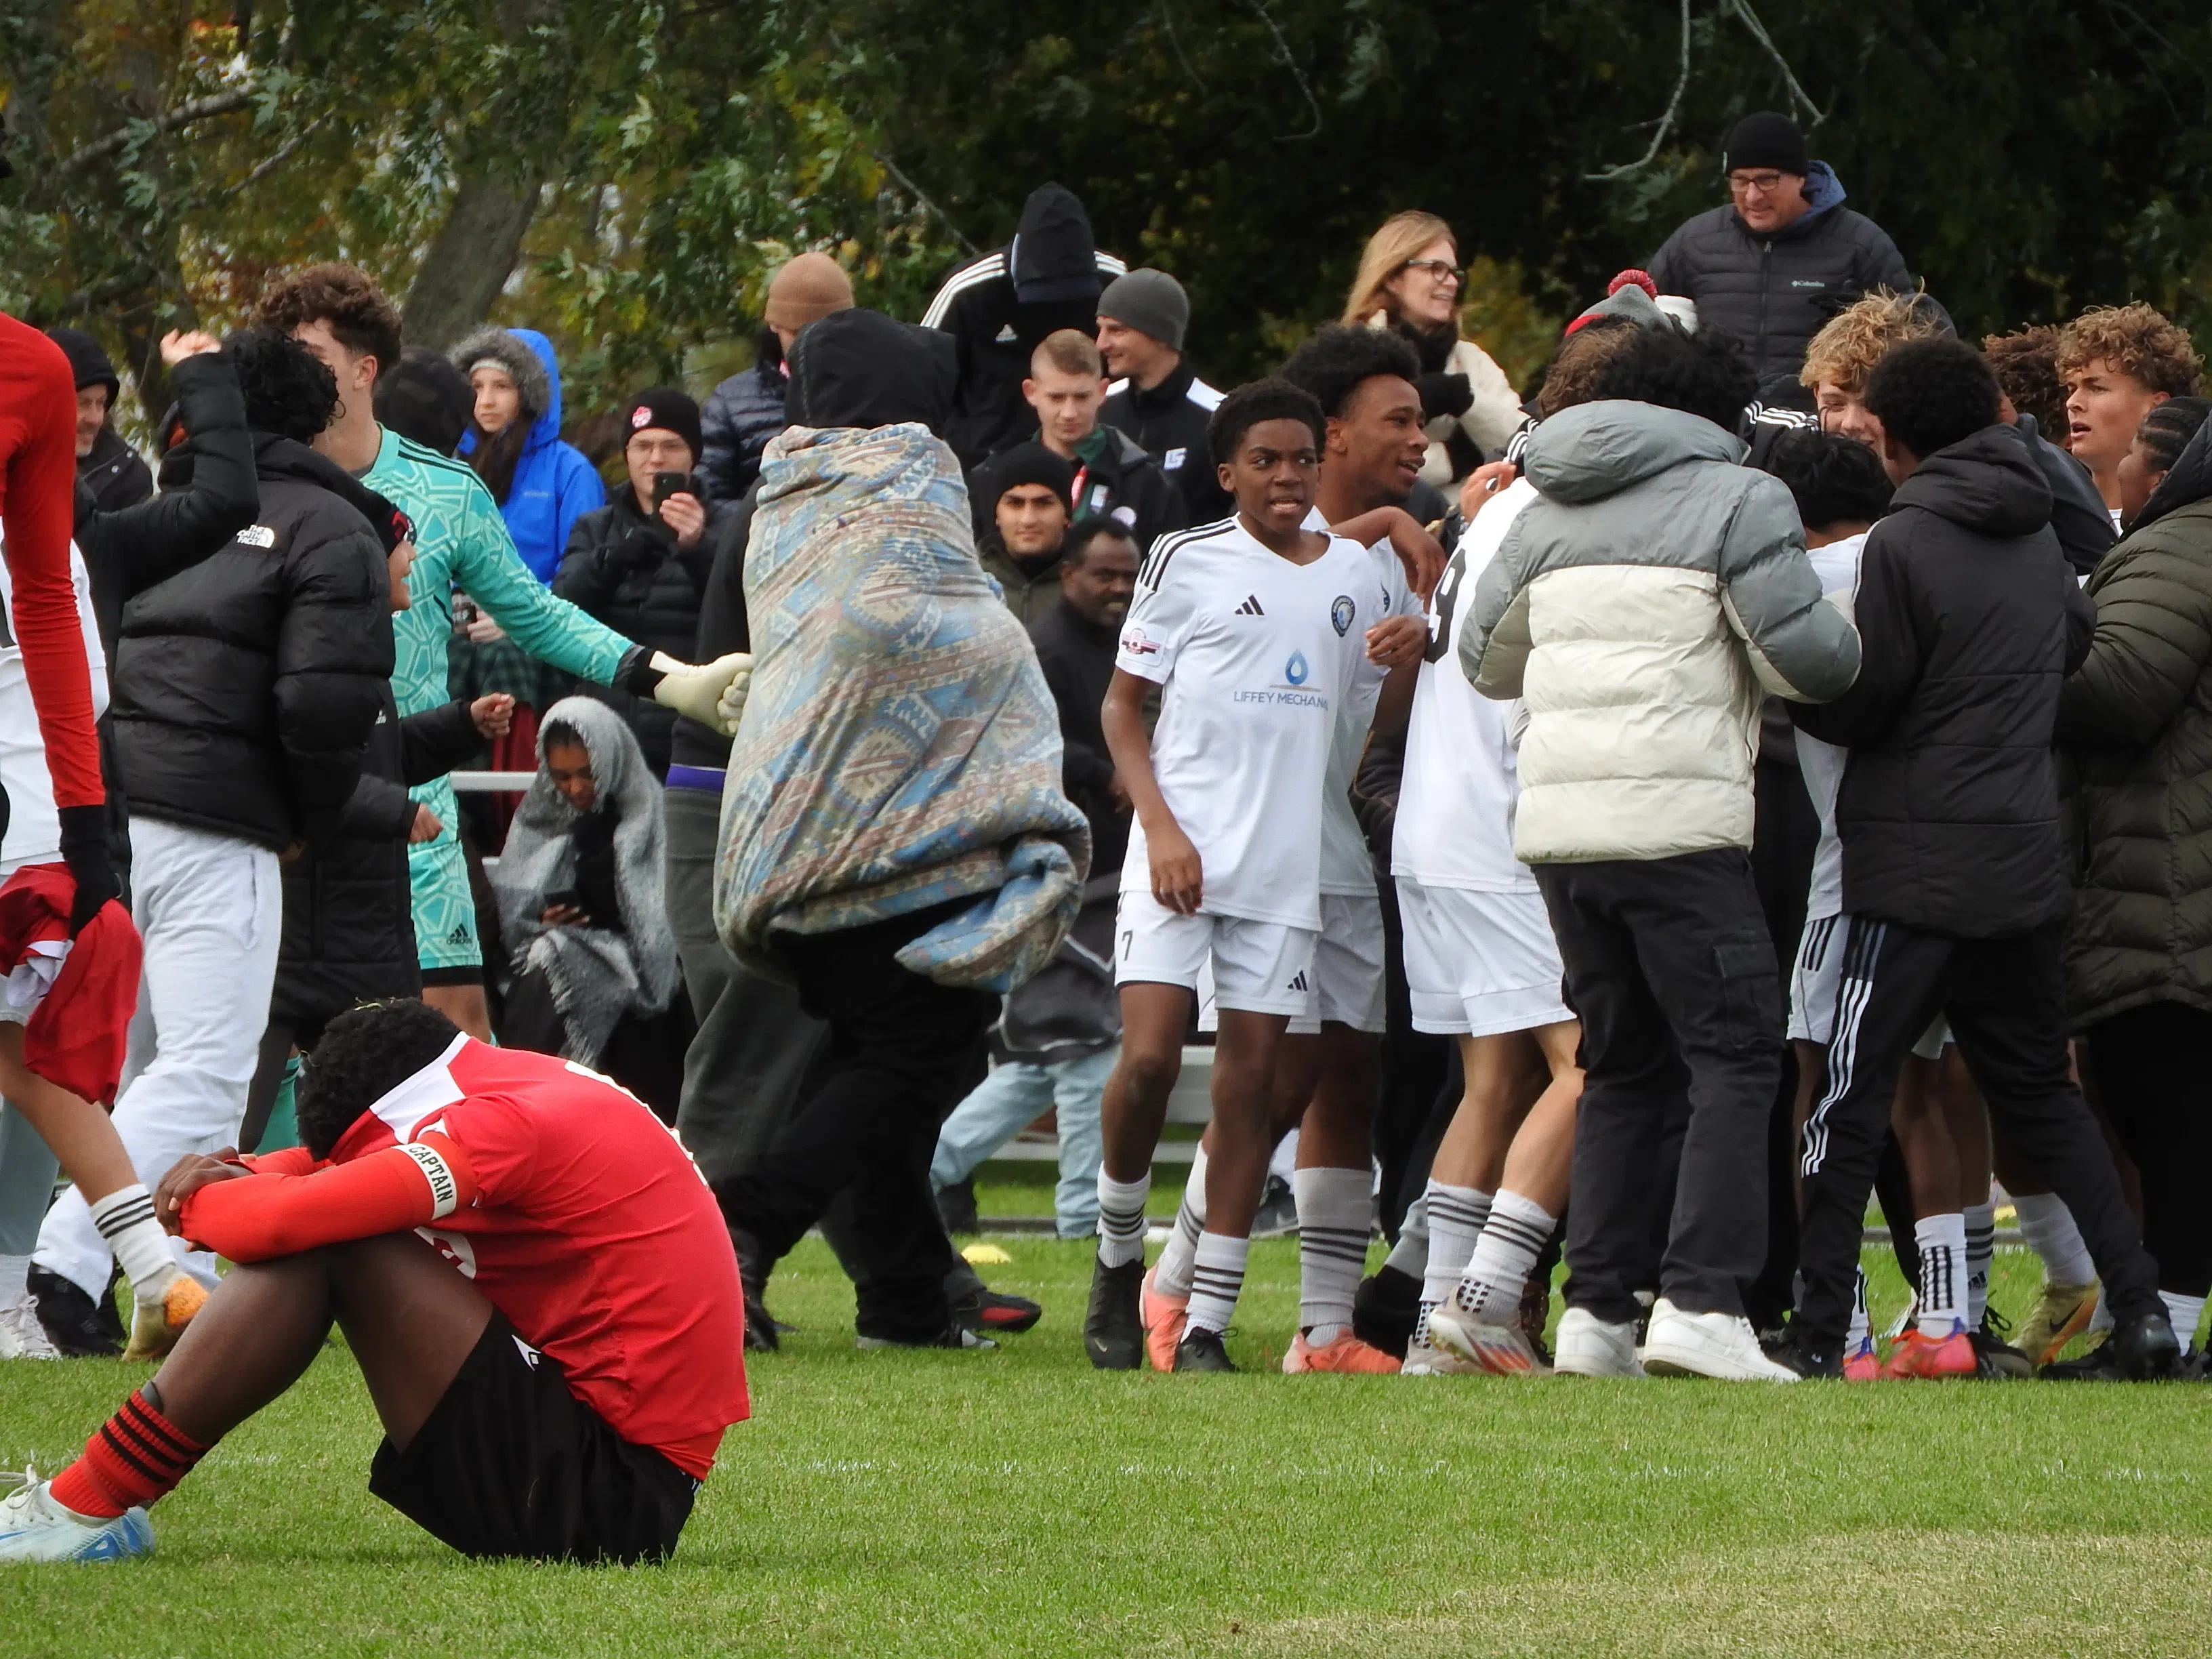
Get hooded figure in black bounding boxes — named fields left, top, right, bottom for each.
left=920, top=184, right=1126, bottom=469
left=48, top=326, right=152, bottom=514
left=1776, top=338, right=2177, bottom=1380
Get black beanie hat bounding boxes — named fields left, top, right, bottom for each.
left=623, top=387, right=703, bottom=460
left=979, top=440, right=1076, bottom=508
left=373, top=344, right=474, bottom=457
left=45, top=326, right=119, bottom=399
left=1722, top=111, right=1808, bottom=176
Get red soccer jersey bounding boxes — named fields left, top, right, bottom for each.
left=220, top=1038, right=749, bottom=1476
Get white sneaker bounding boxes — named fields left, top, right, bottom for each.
left=0, top=1474, right=154, bottom=1562
left=0, top=1298, right=60, bottom=1359
left=1639, top=1297, right=1799, bottom=1382
left=1553, top=1307, right=1645, bottom=1377
left=1427, top=1306, right=1553, bottom=1375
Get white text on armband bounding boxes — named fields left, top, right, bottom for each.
left=399, top=1141, right=461, bottom=1220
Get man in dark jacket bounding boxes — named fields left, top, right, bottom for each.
left=555, top=388, right=727, bottom=775
left=1781, top=338, right=2178, bottom=1380
left=922, top=183, right=1127, bottom=469
left=970, top=441, right=1074, bottom=626
left=995, top=329, right=1185, bottom=554
left=48, top=326, right=152, bottom=514
left=1097, top=268, right=1231, bottom=525
left=699, top=252, right=855, bottom=505
left=1647, top=112, right=1913, bottom=386
left=30, top=327, right=393, bottom=1328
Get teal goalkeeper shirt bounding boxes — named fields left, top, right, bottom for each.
left=363, top=425, right=632, bottom=719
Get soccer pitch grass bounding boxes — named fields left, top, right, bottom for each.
left=4, top=1240, right=2210, bottom=1658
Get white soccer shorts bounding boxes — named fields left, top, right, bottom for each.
left=1114, top=887, right=1317, bottom=1017
left=1288, top=891, right=1387, bottom=1035
left=1395, top=878, right=1572, bottom=1038
left=1790, top=912, right=1950, bottom=1058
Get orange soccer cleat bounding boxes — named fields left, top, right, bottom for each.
left=1140, top=1267, right=1187, bottom=1372
left=1878, top=1325, right=1978, bottom=1379
left=1283, top=1330, right=1403, bottom=1374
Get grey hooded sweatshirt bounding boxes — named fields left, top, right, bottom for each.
left=1462, top=398, right=1860, bottom=864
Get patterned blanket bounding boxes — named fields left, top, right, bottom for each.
left=714, top=422, right=1089, bottom=992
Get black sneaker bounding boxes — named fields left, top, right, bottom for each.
left=1084, top=1257, right=1144, bottom=1370
left=1764, top=1330, right=1843, bottom=1378
left=728, top=1227, right=779, bottom=1353
left=1173, top=1326, right=1236, bottom=1371
left=856, top=1325, right=998, bottom=1350
left=2042, top=1313, right=2181, bottom=1381
left=1971, top=1309, right=2033, bottom=1378
left=936, top=1176, right=981, bottom=1237
left=1352, top=1265, right=1420, bottom=1360
left=28, top=1265, right=122, bottom=1358
left=1251, top=1176, right=1298, bottom=1239
left=954, top=1288, right=1042, bottom=1336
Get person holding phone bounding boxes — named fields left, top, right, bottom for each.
left=553, top=390, right=732, bottom=777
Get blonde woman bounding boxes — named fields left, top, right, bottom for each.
left=1344, top=211, right=1526, bottom=485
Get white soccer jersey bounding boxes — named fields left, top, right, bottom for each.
left=1796, top=530, right=1869, bottom=922
left=1117, top=516, right=1374, bottom=928
left=1302, top=510, right=1427, bottom=895
left=0, top=541, right=107, bottom=876
left=1392, top=478, right=1541, bottom=893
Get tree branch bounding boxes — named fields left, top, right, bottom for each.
left=1586, top=0, right=1692, bottom=182
left=1244, top=0, right=1321, bottom=142
left=1726, top=0, right=1827, bottom=129
left=62, top=87, right=257, bottom=171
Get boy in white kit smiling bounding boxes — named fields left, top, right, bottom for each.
left=1084, top=378, right=1407, bottom=1372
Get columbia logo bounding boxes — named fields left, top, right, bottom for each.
left=1286, top=969, right=1309, bottom=992
left=1234, top=595, right=1266, bottom=616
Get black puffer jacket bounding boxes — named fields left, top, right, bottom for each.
left=2017, top=412, right=2116, bottom=576
left=2057, top=421, right=2212, bottom=1028
left=552, top=489, right=726, bottom=775
left=1647, top=163, right=1914, bottom=384
left=109, top=436, right=392, bottom=851
left=1795, top=424, right=2091, bottom=937
left=1100, top=360, right=1231, bottom=525
left=72, top=352, right=258, bottom=657
left=699, top=340, right=788, bottom=506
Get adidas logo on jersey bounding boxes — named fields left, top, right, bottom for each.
left=1233, top=595, right=1266, bottom=616
left=994, top=323, right=1019, bottom=343
left=1286, top=969, right=1309, bottom=992
left=447, top=922, right=472, bottom=945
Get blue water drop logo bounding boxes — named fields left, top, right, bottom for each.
left=1284, top=651, right=1309, bottom=686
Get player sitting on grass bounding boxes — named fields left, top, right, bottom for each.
left=0, top=999, right=748, bottom=1564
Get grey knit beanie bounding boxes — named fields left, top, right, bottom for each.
left=1097, top=269, right=1189, bottom=352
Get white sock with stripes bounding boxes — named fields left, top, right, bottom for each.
left=1294, top=1166, right=1371, bottom=1347
left=1416, top=1182, right=1491, bottom=1346
left=2011, top=1192, right=2095, bottom=1288
left=2161, top=1292, right=2205, bottom=1351
left=1452, top=1189, right=1556, bottom=1324
left=1095, top=1171, right=1151, bottom=1270
left=1385, top=1193, right=1429, bottom=1278
left=90, top=1184, right=179, bottom=1305
left=1153, top=1148, right=1208, bottom=1298
left=1914, top=1212, right=1967, bottom=1336
left=1187, top=1232, right=1250, bottom=1336
left=1963, top=1197, right=1996, bottom=1328
left=1847, top=1268, right=1872, bottom=1352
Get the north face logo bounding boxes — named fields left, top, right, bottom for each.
left=237, top=525, right=276, bottom=548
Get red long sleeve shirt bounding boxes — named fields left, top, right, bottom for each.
left=0, top=316, right=104, bottom=810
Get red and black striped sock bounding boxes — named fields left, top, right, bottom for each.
left=48, top=1388, right=208, bottom=1518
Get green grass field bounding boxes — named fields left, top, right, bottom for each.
left=3, top=1236, right=2209, bottom=1658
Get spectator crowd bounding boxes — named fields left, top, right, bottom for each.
left=3, top=104, right=2212, bottom=1564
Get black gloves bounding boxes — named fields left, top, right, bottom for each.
left=56, top=803, right=120, bottom=937
left=1414, top=371, right=1473, bottom=424
left=617, top=644, right=666, bottom=699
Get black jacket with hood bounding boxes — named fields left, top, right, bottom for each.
left=109, top=436, right=393, bottom=853
left=672, top=309, right=960, bottom=774
left=554, top=487, right=732, bottom=776
left=1648, top=162, right=1914, bottom=384
left=1100, top=359, right=1231, bottom=525
left=49, top=327, right=154, bottom=514
left=921, top=184, right=1126, bottom=469
left=699, top=332, right=790, bottom=506
left=1794, top=423, right=2093, bottom=938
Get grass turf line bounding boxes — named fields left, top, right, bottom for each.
left=1, top=1242, right=2207, bottom=1658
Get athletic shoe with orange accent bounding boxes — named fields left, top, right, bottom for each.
left=123, top=1276, right=206, bottom=1364
left=1283, top=1330, right=1402, bottom=1374
left=1427, top=1305, right=1553, bottom=1376
left=1140, top=1267, right=1187, bottom=1372
left=1878, top=1326, right=1977, bottom=1379
left=1843, top=1338, right=1880, bottom=1381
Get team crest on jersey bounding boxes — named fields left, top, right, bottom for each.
left=1330, top=594, right=1355, bottom=636
left=1121, top=626, right=1160, bottom=657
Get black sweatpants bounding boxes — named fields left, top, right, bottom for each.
left=1797, top=917, right=2161, bottom=1347
left=2084, top=1000, right=2212, bottom=1300
left=714, top=903, right=997, bottom=1340
left=1536, top=848, right=1784, bottom=1324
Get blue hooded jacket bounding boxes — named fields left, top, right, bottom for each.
left=457, top=327, right=605, bottom=583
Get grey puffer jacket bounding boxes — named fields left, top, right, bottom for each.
left=1647, top=163, right=1913, bottom=384
left=1462, top=399, right=1860, bottom=864
left=2057, top=420, right=2212, bottom=1027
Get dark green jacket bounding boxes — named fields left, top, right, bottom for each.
left=2057, top=423, right=2212, bottom=1029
